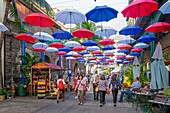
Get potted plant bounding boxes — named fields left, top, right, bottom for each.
left=164, top=86, right=170, bottom=96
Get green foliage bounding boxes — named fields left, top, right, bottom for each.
left=163, top=51, right=170, bottom=61
left=125, top=64, right=133, bottom=84
left=164, top=86, right=170, bottom=96
left=0, top=88, right=11, bottom=97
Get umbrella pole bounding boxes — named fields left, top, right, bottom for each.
left=59, top=55, right=62, bottom=75
left=150, top=41, right=155, bottom=62
left=41, top=52, right=45, bottom=62
left=21, top=40, right=26, bottom=84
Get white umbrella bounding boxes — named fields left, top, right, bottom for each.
left=86, top=46, right=100, bottom=51
left=33, top=32, right=54, bottom=41
left=33, top=42, right=48, bottom=49
left=133, top=56, right=140, bottom=80
left=66, top=57, right=75, bottom=60
left=0, top=22, right=8, bottom=31
left=45, top=47, right=58, bottom=52
left=65, top=41, right=81, bottom=48
left=117, top=37, right=136, bottom=44
left=67, top=51, right=78, bottom=55
left=95, top=27, right=117, bottom=37
left=104, top=50, right=115, bottom=54
left=115, top=53, right=126, bottom=56
left=133, top=43, right=149, bottom=48
left=84, top=54, right=92, bottom=57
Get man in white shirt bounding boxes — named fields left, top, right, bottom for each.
left=91, top=71, right=98, bottom=100
left=119, top=77, right=141, bottom=102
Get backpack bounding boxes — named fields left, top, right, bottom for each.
left=58, top=80, right=64, bottom=90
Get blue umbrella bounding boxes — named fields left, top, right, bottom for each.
left=58, top=47, right=72, bottom=52
left=86, top=5, right=118, bottom=22
left=117, top=58, right=125, bottom=60
left=138, top=34, right=157, bottom=43
left=86, top=46, right=100, bottom=51
left=102, top=45, right=115, bottom=50
left=82, top=40, right=98, bottom=46
left=117, top=49, right=129, bottom=53
left=79, top=51, right=89, bottom=55
left=119, top=26, right=143, bottom=35
left=52, top=30, right=73, bottom=40
left=133, top=43, right=149, bottom=48
left=32, top=42, right=48, bottom=49
left=95, top=54, right=103, bottom=57
left=130, top=52, right=140, bottom=56
left=159, top=1, right=170, bottom=14
left=63, top=54, right=72, bottom=57
left=100, top=59, right=106, bottom=63
left=76, top=57, right=84, bottom=60
left=95, top=27, right=117, bottom=37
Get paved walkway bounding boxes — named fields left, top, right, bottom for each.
left=0, top=91, right=140, bottom=113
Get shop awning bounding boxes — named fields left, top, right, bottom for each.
left=32, top=62, right=64, bottom=70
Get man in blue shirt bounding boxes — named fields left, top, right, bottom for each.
left=119, top=77, right=141, bottom=102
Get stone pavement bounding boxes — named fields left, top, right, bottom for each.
left=0, top=91, right=140, bottom=113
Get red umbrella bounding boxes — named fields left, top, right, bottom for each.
left=50, top=42, right=65, bottom=48
left=98, top=57, right=103, bottom=60
left=116, top=56, right=125, bottom=59
left=121, top=0, right=158, bottom=18
left=103, top=62, right=108, bottom=65
left=117, top=44, right=132, bottom=49
left=131, top=48, right=143, bottom=52
left=73, top=54, right=82, bottom=57
left=56, top=51, right=67, bottom=55
left=98, top=38, right=115, bottom=45
left=92, top=50, right=102, bottom=54
left=107, top=59, right=114, bottom=63
left=24, top=13, right=56, bottom=27
left=72, top=28, right=94, bottom=38
left=72, top=46, right=86, bottom=52
left=15, top=33, right=36, bottom=43
left=88, top=57, right=96, bottom=60
left=126, top=57, right=134, bottom=60
left=34, top=48, right=45, bottom=52
left=105, top=53, right=114, bottom=57
left=145, top=22, right=170, bottom=33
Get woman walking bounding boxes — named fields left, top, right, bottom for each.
left=74, top=73, right=78, bottom=99
left=109, top=74, right=121, bottom=107
left=75, top=75, right=85, bottom=105
left=98, top=74, right=108, bottom=107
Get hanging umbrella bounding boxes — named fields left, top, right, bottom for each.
left=105, top=54, right=114, bottom=57
left=33, top=32, right=54, bottom=41
left=88, top=57, right=96, bottom=60
left=145, top=22, right=170, bottom=33
left=46, top=39, right=62, bottom=44
left=92, top=50, right=102, bottom=54
left=50, top=42, right=65, bottom=48
left=25, top=13, right=55, bottom=27
left=133, top=56, right=140, bottom=80
left=117, top=49, right=129, bottom=53
left=86, top=46, right=100, bottom=51
left=73, top=54, right=82, bottom=57
left=117, top=44, right=132, bottom=50
left=72, top=46, right=86, bottom=52
left=15, top=33, right=36, bottom=43
left=98, top=38, right=115, bottom=45
left=84, top=54, right=92, bottom=57
left=119, top=26, right=143, bottom=35
left=116, top=56, right=125, bottom=59
left=66, top=57, right=75, bottom=60
left=0, top=22, right=8, bottom=31
left=102, top=45, right=115, bottom=50
left=150, top=42, right=169, bottom=89
left=115, top=53, right=126, bottom=56
left=95, top=54, right=103, bottom=57
left=107, top=59, right=114, bottom=63
left=34, top=48, right=45, bottom=52
left=72, top=28, right=94, bottom=38
left=104, top=50, right=114, bottom=54
left=58, top=47, right=71, bottom=52
left=65, top=41, right=81, bottom=48
left=131, top=48, right=143, bottom=52
left=76, top=57, right=84, bottom=60
left=133, top=43, right=149, bottom=48
left=52, top=30, right=73, bottom=40
left=56, top=51, right=67, bottom=55
left=159, top=1, right=170, bottom=14
left=86, top=5, right=118, bottom=22
left=138, top=34, right=157, bottom=43
left=67, top=51, right=79, bottom=56
left=95, top=27, right=117, bottom=37
left=33, top=42, right=48, bottom=49
left=126, top=55, right=135, bottom=60
left=121, top=0, right=158, bottom=18
left=55, top=9, right=85, bottom=25
left=79, top=51, right=89, bottom=55
left=130, top=52, right=140, bottom=56
left=117, top=37, right=136, bottom=44
left=45, top=47, right=58, bottom=52
left=82, top=40, right=98, bottom=46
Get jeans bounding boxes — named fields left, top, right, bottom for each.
left=96, top=91, right=99, bottom=100
left=78, top=90, right=84, bottom=103
left=99, top=90, right=106, bottom=104
left=112, top=89, right=118, bottom=104
left=119, top=90, right=132, bottom=102
left=93, top=83, right=97, bottom=100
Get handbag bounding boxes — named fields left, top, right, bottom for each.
left=106, top=88, right=110, bottom=94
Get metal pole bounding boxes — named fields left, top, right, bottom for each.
left=140, top=51, right=144, bottom=64
left=59, top=55, right=62, bottom=74
left=21, top=40, right=26, bottom=84
left=41, top=52, right=45, bottom=62
left=150, top=41, right=155, bottom=63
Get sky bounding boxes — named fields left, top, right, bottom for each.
left=46, top=0, right=128, bottom=31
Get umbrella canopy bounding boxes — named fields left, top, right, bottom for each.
left=117, top=44, right=132, bottom=50
left=107, top=59, right=114, bottom=63
left=104, top=50, right=114, bottom=54
left=33, top=32, right=54, bottom=41
left=85, top=5, right=118, bottom=22
left=119, top=26, right=143, bottom=35
left=34, top=48, right=45, bottom=52
left=121, top=0, right=158, bottom=18
left=82, top=40, right=98, bottom=46
left=131, top=48, right=143, bottom=52
left=92, top=50, right=102, bottom=54
left=67, top=51, right=79, bottom=56
left=88, top=57, right=96, bottom=60
left=133, top=56, right=140, bottom=80
left=126, top=55, right=135, bottom=60
left=98, top=38, right=115, bottom=45
left=105, top=53, right=114, bottom=57
left=25, top=13, right=55, bottom=27
left=0, top=22, right=8, bottom=31
left=72, top=28, right=94, bottom=38
left=138, top=34, right=157, bottom=43
left=52, top=30, right=73, bottom=40
left=58, top=47, right=71, bottom=52
left=33, top=42, right=48, bottom=49
left=115, top=53, right=126, bottom=56
left=159, top=1, right=170, bottom=14
left=66, top=57, right=75, bottom=60
left=95, top=54, right=103, bottom=57
left=46, top=39, right=62, bottom=44
left=130, top=52, right=140, bottom=56
left=145, top=22, right=170, bottom=33
left=84, top=54, right=92, bottom=57
left=55, top=9, right=85, bottom=24
left=50, top=42, right=65, bottom=48
left=45, top=47, right=58, bottom=52
left=65, top=41, right=81, bottom=48
left=76, top=57, right=84, bottom=60
left=102, top=45, right=115, bottom=50
left=73, top=54, right=82, bottom=57
left=79, top=51, right=89, bottom=55
left=117, top=49, right=129, bottom=53
left=86, top=46, right=100, bottom=51
left=15, top=33, right=36, bottom=42
left=116, top=56, right=125, bottom=59
left=117, top=37, right=136, bottom=44
left=133, top=43, right=149, bottom=48
left=56, top=51, right=67, bottom=55
left=95, top=27, right=117, bottom=37
left=150, top=42, right=169, bottom=89
left=72, top=46, right=86, bottom=52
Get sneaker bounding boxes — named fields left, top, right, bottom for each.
left=114, top=104, right=116, bottom=107
left=78, top=102, right=80, bottom=105
left=57, top=100, right=59, bottom=103
left=80, top=102, right=83, bottom=105
left=100, top=104, right=103, bottom=107
left=75, top=96, right=78, bottom=99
